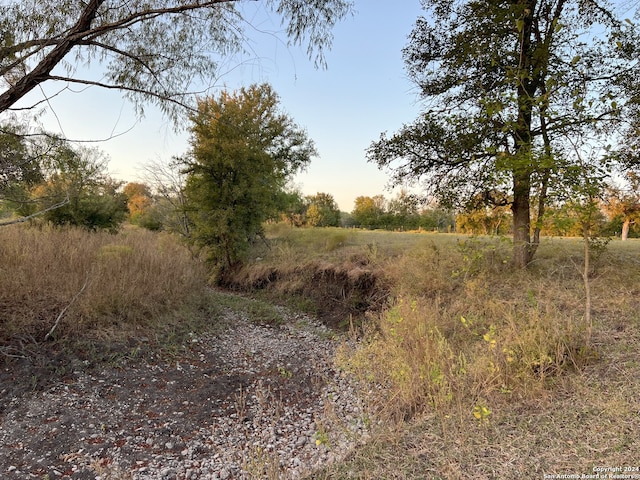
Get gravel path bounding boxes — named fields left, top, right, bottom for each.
left=0, top=307, right=369, bottom=479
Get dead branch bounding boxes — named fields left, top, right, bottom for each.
left=44, top=271, right=90, bottom=341
left=0, top=194, right=70, bottom=227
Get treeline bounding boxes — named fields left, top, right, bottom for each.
left=3, top=80, right=639, bottom=281
left=348, top=192, right=455, bottom=232
left=455, top=189, right=640, bottom=239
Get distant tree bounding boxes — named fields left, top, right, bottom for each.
left=183, top=84, right=316, bottom=270
left=419, top=206, right=456, bottom=232
left=142, top=158, right=192, bottom=238
left=456, top=206, right=511, bottom=236
left=603, top=172, right=640, bottom=240
left=351, top=195, right=386, bottom=229
left=123, top=182, right=152, bottom=220
left=387, top=189, right=420, bottom=230
left=279, top=187, right=309, bottom=227
left=340, top=211, right=357, bottom=228
left=305, top=192, right=340, bottom=227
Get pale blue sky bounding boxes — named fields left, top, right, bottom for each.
left=30, top=1, right=425, bottom=211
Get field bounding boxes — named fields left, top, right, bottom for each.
left=246, top=226, right=640, bottom=477
left=1, top=223, right=639, bottom=477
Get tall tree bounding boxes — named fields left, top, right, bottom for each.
left=367, top=0, right=635, bottom=267
left=184, top=83, right=316, bottom=270
left=0, top=0, right=353, bottom=119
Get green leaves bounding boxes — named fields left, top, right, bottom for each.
left=372, top=0, right=634, bottom=266
left=183, top=83, right=316, bottom=271
left=0, top=0, right=353, bottom=117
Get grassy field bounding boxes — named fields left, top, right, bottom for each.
left=2, top=223, right=639, bottom=477
left=249, top=225, right=640, bottom=478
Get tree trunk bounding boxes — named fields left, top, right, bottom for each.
left=511, top=2, right=536, bottom=268
left=621, top=218, right=631, bottom=241
left=512, top=171, right=532, bottom=268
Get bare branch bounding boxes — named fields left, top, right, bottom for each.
left=44, top=271, right=90, bottom=341
left=0, top=194, right=70, bottom=227
left=45, top=75, right=198, bottom=114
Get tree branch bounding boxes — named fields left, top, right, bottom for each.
left=0, top=194, right=70, bottom=227
left=0, top=0, right=240, bottom=113
left=44, top=271, right=90, bottom=341
left=44, top=75, right=198, bottom=113
left=0, top=0, right=106, bottom=112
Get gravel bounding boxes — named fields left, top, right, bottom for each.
left=0, top=307, right=369, bottom=479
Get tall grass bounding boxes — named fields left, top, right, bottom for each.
left=305, top=234, right=640, bottom=478
left=249, top=228, right=640, bottom=425
left=0, top=224, right=208, bottom=344
left=336, top=234, right=639, bottom=423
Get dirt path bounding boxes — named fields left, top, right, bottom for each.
left=0, top=307, right=367, bottom=479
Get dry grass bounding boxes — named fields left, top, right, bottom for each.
left=4, top=222, right=639, bottom=476
left=0, top=224, right=212, bottom=349
left=245, top=228, right=640, bottom=479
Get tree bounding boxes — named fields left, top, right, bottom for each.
left=0, top=0, right=353, bottom=119
left=603, top=171, right=640, bottom=240
left=123, top=182, right=152, bottom=219
left=352, top=195, right=386, bottom=229
left=456, top=206, right=512, bottom=236
left=387, top=189, right=421, bottom=229
left=419, top=205, right=456, bottom=232
left=367, top=0, right=635, bottom=267
left=30, top=143, right=128, bottom=231
left=0, top=124, right=43, bottom=202
left=183, top=83, right=316, bottom=269
left=305, top=192, right=341, bottom=227
left=279, top=187, right=309, bottom=227
left=142, top=158, right=192, bottom=238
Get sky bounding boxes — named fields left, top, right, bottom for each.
left=27, top=1, right=426, bottom=212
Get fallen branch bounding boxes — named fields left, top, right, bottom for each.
left=44, top=271, right=90, bottom=341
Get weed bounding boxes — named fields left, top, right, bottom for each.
left=325, top=232, right=348, bottom=251
left=242, top=446, right=281, bottom=479
left=234, top=386, right=247, bottom=422
left=314, top=423, right=330, bottom=447
left=472, top=403, right=492, bottom=425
